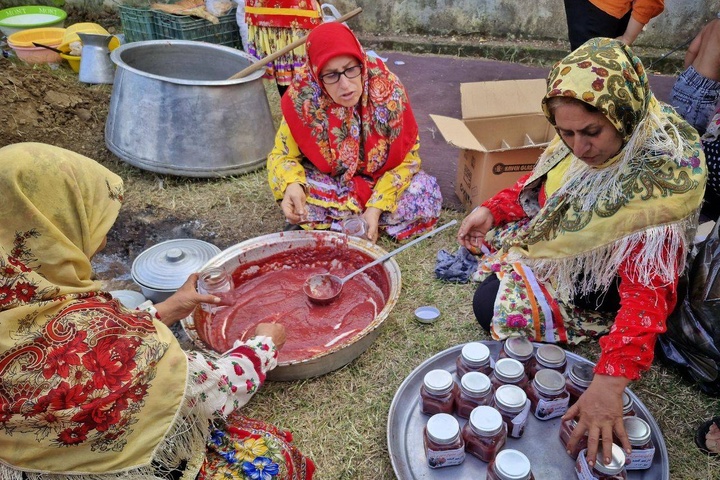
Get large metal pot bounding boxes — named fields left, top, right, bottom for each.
left=106, top=40, right=275, bottom=177
left=181, top=230, right=402, bottom=381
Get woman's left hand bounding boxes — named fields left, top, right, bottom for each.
left=362, top=207, right=383, bottom=243
left=562, top=374, right=632, bottom=467
left=154, top=273, right=222, bottom=326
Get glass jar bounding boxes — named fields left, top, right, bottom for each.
left=197, top=267, right=234, bottom=313
left=456, top=342, right=493, bottom=379
left=487, top=449, right=535, bottom=480
left=424, top=413, right=466, bottom=469
left=525, top=368, right=569, bottom=420
left=498, top=336, right=534, bottom=366
left=493, top=384, right=529, bottom=438
left=575, top=444, right=627, bottom=479
left=461, top=405, right=507, bottom=463
left=490, top=358, right=529, bottom=390
left=622, top=391, right=636, bottom=416
left=456, top=372, right=494, bottom=419
left=559, top=418, right=588, bottom=460
left=526, top=344, right=567, bottom=379
left=420, top=369, right=458, bottom=416
left=566, top=362, right=594, bottom=406
left=623, top=416, right=655, bottom=470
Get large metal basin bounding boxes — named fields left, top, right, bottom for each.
left=181, top=230, right=402, bottom=381
left=106, top=40, right=275, bottom=177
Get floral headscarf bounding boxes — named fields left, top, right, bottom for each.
left=281, top=22, right=418, bottom=206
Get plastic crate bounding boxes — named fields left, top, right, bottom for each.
left=118, top=5, right=155, bottom=42
left=153, top=7, right=240, bottom=48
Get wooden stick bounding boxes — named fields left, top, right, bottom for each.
left=228, top=6, right=363, bottom=80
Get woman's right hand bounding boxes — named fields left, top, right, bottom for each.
left=281, top=182, right=307, bottom=224
left=255, top=323, right=287, bottom=351
left=457, top=206, right=495, bottom=252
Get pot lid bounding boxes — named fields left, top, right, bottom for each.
left=131, top=239, right=221, bottom=291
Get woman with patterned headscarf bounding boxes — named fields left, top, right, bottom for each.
left=0, top=143, right=314, bottom=479
left=267, top=22, right=442, bottom=243
left=457, top=38, right=706, bottom=466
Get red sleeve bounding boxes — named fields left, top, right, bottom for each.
left=595, top=242, right=680, bottom=380
left=480, top=173, right=532, bottom=224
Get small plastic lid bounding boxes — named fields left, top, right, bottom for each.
left=426, top=413, right=460, bottom=445
left=423, top=369, right=454, bottom=395
left=461, top=342, right=490, bottom=366
left=536, top=344, right=566, bottom=367
left=504, top=336, right=534, bottom=361
left=494, top=384, right=527, bottom=412
left=568, top=362, right=595, bottom=387
left=131, top=239, right=221, bottom=291
left=460, top=371, right=491, bottom=395
left=593, top=444, right=626, bottom=475
left=533, top=369, right=566, bottom=395
left=109, top=290, right=146, bottom=310
left=469, top=405, right=503, bottom=436
left=494, top=358, right=525, bottom=382
left=414, top=306, right=440, bottom=324
left=624, top=416, right=652, bottom=445
left=493, top=449, right=532, bottom=480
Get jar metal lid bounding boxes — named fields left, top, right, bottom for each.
left=426, top=413, right=460, bottom=445
left=503, top=336, right=534, bottom=361
left=568, top=362, right=594, bottom=387
left=593, top=443, right=626, bottom=475
left=536, top=344, right=566, bottom=367
left=423, top=369, right=454, bottom=395
left=414, top=306, right=440, bottom=324
left=469, top=405, right=503, bottom=436
left=493, top=449, right=531, bottom=480
left=460, top=371, right=491, bottom=396
left=622, top=391, right=634, bottom=413
left=494, top=358, right=525, bottom=382
left=461, top=342, right=490, bottom=366
left=131, top=239, right=221, bottom=291
left=624, top=415, right=652, bottom=445
left=533, top=369, right=567, bottom=395
left=494, top=384, right=527, bottom=412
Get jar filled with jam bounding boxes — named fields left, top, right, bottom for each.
left=456, top=371, right=494, bottom=419
left=526, top=344, right=567, bottom=379
left=490, top=358, right=529, bottom=390
left=525, top=368, right=569, bottom=420
left=424, top=413, right=466, bottom=469
left=575, top=444, right=627, bottom=479
left=421, top=369, right=458, bottom=416
left=622, top=391, right=636, bottom=416
left=461, top=405, right=507, bottom=463
left=493, top=384, right=529, bottom=438
left=559, top=418, right=588, bottom=459
left=456, top=342, right=493, bottom=379
left=623, top=416, right=655, bottom=470
left=487, top=449, right=535, bottom=480
left=498, top=336, right=534, bottom=366
left=566, top=362, right=594, bottom=406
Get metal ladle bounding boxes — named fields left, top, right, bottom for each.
left=304, top=220, right=458, bottom=304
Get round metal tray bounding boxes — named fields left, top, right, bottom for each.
left=387, top=342, right=669, bottom=479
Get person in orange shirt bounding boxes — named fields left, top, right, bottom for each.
left=563, top=0, right=664, bottom=50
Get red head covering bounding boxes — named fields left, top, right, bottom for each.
left=281, top=22, right=419, bottom=206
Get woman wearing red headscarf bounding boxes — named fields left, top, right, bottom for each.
left=267, top=22, right=442, bottom=243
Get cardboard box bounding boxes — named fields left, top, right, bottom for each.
left=431, top=79, right=555, bottom=210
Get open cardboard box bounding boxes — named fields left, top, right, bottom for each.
left=431, top=79, right=555, bottom=210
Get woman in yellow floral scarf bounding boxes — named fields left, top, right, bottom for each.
left=0, top=143, right=313, bottom=480
left=457, top=38, right=706, bottom=467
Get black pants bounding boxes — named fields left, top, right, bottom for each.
left=564, top=0, right=632, bottom=51
left=472, top=274, right=622, bottom=332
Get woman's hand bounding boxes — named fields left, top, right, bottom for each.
left=154, top=273, right=221, bottom=326
left=281, top=182, right=308, bottom=224
left=562, top=374, right=632, bottom=467
left=362, top=207, right=383, bottom=243
left=457, top=206, right=495, bottom=252
left=254, top=323, right=287, bottom=351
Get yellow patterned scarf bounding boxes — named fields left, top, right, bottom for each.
left=0, top=144, right=193, bottom=478
left=496, top=38, right=706, bottom=299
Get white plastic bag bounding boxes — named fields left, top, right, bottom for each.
left=232, top=0, right=249, bottom=51
left=321, top=3, right=346, bottom=24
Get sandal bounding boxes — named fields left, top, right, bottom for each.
left=695, top=417, right=720, bottom=456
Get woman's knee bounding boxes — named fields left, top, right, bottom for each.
left=472, top=275, right=500, bottom=332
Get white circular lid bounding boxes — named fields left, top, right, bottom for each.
left=504, top=336, right=533, bottom=360
left=423, top=369, right=453, bottom=394
left=426, top=413, right=460, bottom=444
left=109, top=290, right=146, bottom=309
left=494, top=449, right=531, bottom=480
left=461, top=342, right=490, bottom=365
left=624, top=415, right=652, bottom=445
left=533, top=369, right=566, bottom=395
left=469, top=405, right=503, bottom=435
left=131, top=239, right=221, bottom=291
left=536, top=344, right=566, bottom=366
left=414, top=306, right=440, bottom=324
left=495, top=358, right=525, bottom=381
left=622, top=391, right=634, bottom=412
left=461, top=371, right=491, bottom=395
left=494, top=384, right=527, bottom=411
left=594, top=443, right=626, bottom=475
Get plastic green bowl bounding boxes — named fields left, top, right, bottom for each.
left=0, top=6, right=67, bottom=37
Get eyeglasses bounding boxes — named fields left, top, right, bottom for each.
left=319, top=65, right=362, bottom=85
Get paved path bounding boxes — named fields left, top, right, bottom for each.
left=376, top=50, right=677, bottom=210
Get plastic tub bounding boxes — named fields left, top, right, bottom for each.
left=0, top=6, right=66, bottom=37
left=58, top=22, right=120, bottom=53
left=7, top=27, right=65, bottom=47
left=11, top=44, right=62, bottom=64
left=60, top=52, right=80, bottom=72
